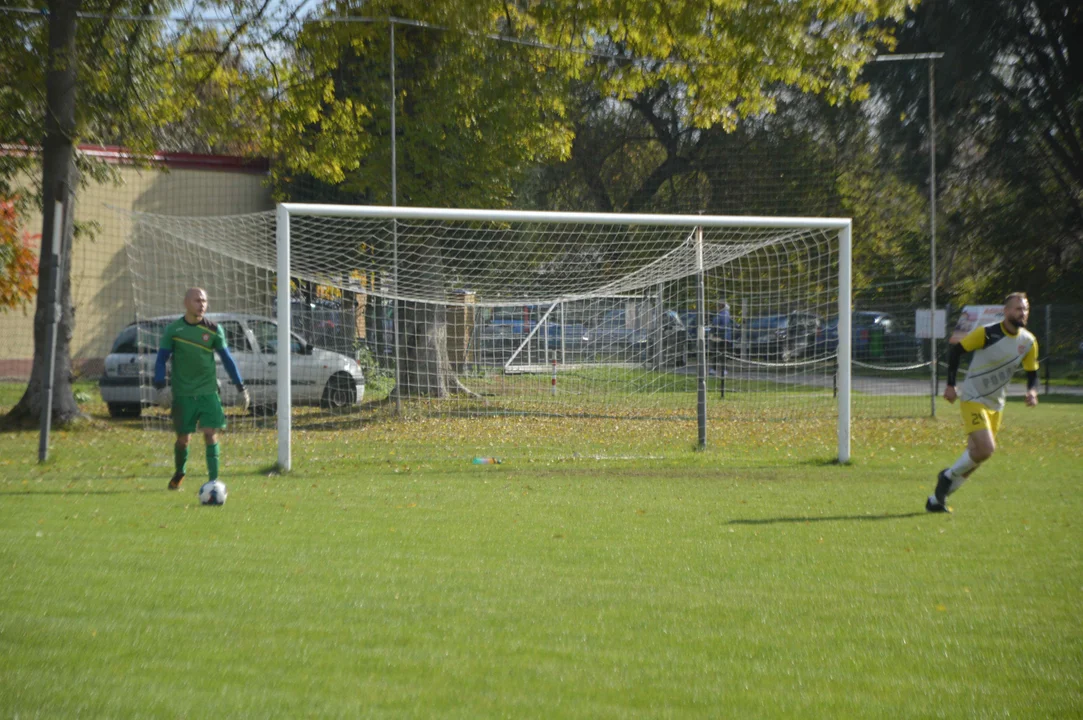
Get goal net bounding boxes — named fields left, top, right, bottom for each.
left=125, top=205, right=853, bottom=469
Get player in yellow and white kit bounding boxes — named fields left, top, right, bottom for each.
left=926, top=292, right=1039, bottom=513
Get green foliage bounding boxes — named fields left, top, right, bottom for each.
left=870, top=0, right=1083, bottom=304
left=836, top=138, right=930, bottom=289
left=274, top=1, right=914, bottom=209
left=353, top=343, right=396, bottom=395
left=0, top=10, right=49, bottom=199
left=151, top=27, right=277, bottom=154
left=0, top=197, right=39, bottom=312
left=275, top=3, right=574, bottom=207
left=529, top=0, right=912, bottom=120
left=0, top=1, right=277, bottom=200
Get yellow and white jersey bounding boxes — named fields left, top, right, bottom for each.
left=959, top=322, right=1039, bottom=412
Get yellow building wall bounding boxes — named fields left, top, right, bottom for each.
left=0, top=158, right=272, bottom=378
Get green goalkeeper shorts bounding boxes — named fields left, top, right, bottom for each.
left=171, top=393, right=226, bottom=434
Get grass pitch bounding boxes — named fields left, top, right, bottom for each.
left=1, top=388, right=1081, bottom=718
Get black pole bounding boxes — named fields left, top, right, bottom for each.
left=39, top=199, right=64, bottom=462
left=389, top=20, right=402, bottom=416
left=718, top=339, right=726, bottom=399
left=1044, top=304, right=1051, bottom=395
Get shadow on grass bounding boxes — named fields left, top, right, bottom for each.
left=727, top=511, right=926, bottom=525
left=796, top=457, right=847, bottom=467
left=1010, top=393, right=1083, bottom=404
left=0, top=488, right=158, bottom=496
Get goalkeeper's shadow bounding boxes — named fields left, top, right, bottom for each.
left=726, top=512, right=926, bottom=526
left=0, top=488, right=161, bottom=497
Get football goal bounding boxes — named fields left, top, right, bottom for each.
left=126, top=205, right=853, bottom=470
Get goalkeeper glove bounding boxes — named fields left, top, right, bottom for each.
left=236, top=384, right=250, bottom=413
left=157, top=386, right=172, bottom=410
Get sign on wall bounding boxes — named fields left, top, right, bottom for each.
left=914, top=309, right=947, bottom=339
left=949, top=305, right=1004, bottom=344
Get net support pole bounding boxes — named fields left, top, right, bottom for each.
left=390, top=21, right=402, bottom=416
left=276, top=204, right=292, bottom=472
left=837, top=222, right=852, bottom=464
left=653, top=283, right=660, bottom=370
left=1044, top=304, right=1051, bottom=395
left=874, top=52, right=944, bottom=418
left=559, top=302, right=566, bottom=364
left=928, top=57, right=939, bottom=418
left=39, top=199, right=64, bottom=463
left=695, top=226, right=707, bottom=450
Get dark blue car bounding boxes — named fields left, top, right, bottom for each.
left=742, top=311, right=822, bottom=361
left=475, top=305, right=588, bottom=363
left=584, top=308, right=687, bottom=368
left=823, top=311, right=922, bottom=363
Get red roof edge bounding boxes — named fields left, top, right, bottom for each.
left=1, top=143, right=270, bottom=174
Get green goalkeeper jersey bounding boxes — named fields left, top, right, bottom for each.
left=159, top=316, right=227, bottom=397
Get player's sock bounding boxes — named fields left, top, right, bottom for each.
left=934, top=470, right=952, bottom=505
left=206, top=443, right=220, bottom=482
left=947, top=451, right=979, bottom=495
left=174, top=443, right=189, bottom=475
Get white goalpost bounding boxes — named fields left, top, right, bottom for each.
left=273, top=205, right=852, bottom=471
left=125, top=204, right=851, bottom=471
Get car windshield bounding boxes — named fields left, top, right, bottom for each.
left=491, top=307, right=532, bottom=322
left=663, top=311, right=685, bottom=329
left=746, top=316, right=785, bottom=329
left=249, top=319, right=305, bottom=354
left=827, top=313, right=882, bottom=329
left=111, top=326, right=138, bottom=353
left=113, top=322, right=168, bottom=353
left=597, top=310, right=626, bottom=326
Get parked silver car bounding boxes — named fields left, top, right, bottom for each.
left=99, top=313, right=365, bottom=417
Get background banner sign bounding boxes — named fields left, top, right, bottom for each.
left=949, top=305, right=1005, bottom=343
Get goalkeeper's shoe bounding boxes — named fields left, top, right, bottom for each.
left=168, top=472, right=185, bottom=491
left=925, top=495, right=952, bottom=513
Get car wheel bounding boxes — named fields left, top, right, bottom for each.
left=252, top=402, right=276, bottom=417
left=107, top=402, right=141, bottom=418
left=321, top=373, right=355, bottom=412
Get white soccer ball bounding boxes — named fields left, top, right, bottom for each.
left=198, top=480, right=227, bottom=506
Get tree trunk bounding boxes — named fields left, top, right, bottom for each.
left=392, top=240, right=454, bottom=398
left=5, top=0, right=83, bottom=427
left=397, top=300, right=450, bottom=397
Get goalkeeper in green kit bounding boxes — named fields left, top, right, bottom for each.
left=153, top=288, right=249, bottom=491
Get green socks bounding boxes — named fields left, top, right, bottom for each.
left=175, top=442, right=221, bottom=480
left=174, top=443, right=189, bottom=475
left=206, top=442, right=220, bottom=481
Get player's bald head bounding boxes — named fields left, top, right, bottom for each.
left=183, top=287, right=208, bottom=320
